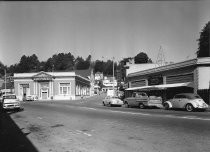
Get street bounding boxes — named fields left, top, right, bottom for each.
left=1, top=95, right=210, bottom=152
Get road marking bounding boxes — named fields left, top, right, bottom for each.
left=76, top=130, right=92, bottom=137
left=79, top=107, right=97, bottom=110
left=80, top=107, right=210, bottom=121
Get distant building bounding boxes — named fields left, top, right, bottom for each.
left=102, top=76, right=117, bottom=92
left=94, top=72, right=103, bottom=81
left=14, top=71, right=90, bottom=101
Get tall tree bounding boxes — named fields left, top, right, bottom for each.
left=0, top=61, right=6, bottom=76
left=28, top=54, right=40, bottom=72
left=94, top=60, right=104, bottom=72
left=197, top=21, right=210, bottom=57
left=134, top=52, right=152, bottom=64
left=75, top=56, right=85, bottom=70
left=51, top=52, right=75, bottom=71
left=18, top=55, right=30, bottom=72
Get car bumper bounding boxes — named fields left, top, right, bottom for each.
left=3, top=105, right=20, bottom=110
left=111, top=102, right=124, bottom=106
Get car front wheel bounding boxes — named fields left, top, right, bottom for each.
left=163, top=103, right=169, bottom=110
left=185, top=104, right=194, bottom=112
left=139, top=104, right=145, bottom=109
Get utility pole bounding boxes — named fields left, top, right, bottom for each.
left=4, top=69, right=6, bottom=95
left=113, top=57, right=115, bottom=95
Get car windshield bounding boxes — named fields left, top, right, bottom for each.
left=4, top=95, right=16, bottom=99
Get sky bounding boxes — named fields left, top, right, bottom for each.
left=0, top=1, right=210, bottom=66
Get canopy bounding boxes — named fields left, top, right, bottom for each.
left=125, top=82, right=193, bottom=91
left=152, top=82, right=194, bottom=89
left=125, top=85, right=156, bottom=91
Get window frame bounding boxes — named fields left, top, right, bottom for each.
left=59, top=83, right=71, bottom=95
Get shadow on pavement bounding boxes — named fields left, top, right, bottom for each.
left=0, top=110, right=38, bottom=152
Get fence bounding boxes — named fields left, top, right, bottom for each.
left=197, top=89, right=210, bottom=104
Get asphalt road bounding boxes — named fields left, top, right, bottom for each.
left=1, top=94, right=210, bottom=152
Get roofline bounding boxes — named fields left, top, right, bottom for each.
left=13, top=71, right=90, bottom=82
left=127, top=57, right=210, bottom=78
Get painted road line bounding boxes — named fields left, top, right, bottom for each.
left=79, top=106, right=210, bottom=121
left=76, top=130, right=92, bottom=137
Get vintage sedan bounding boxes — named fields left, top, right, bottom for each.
left=26, top=95, right=34, bottom=101
left=1, top=94, right=21, bottom=111
left=102, top=96, right=124, bottom=107
left=163, top=93, right=208, bottom=112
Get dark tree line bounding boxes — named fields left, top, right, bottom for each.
left=0, top=51, right=153, bottom=78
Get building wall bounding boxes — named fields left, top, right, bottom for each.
left=14, top=79, right=34, bottom=100
left=128, top=66, right=196, bottom=87
left=198, top=66, right=210, bottom=90
left=53, top=78, right=75, bottom=100
left=14, top=72, right=90, bottom=101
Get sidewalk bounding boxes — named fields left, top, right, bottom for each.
left=0, top=111, right=38, bottom=152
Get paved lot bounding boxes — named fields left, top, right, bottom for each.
left=1, top=94, right=210, bottom=152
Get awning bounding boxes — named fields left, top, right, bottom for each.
left=125, top=82, right=194, bottom=91
left=152, top=82, right=194, bottom=89
left=125, top=86, right=156, bottom=91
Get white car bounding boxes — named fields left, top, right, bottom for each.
left=163, top=93, right=208, bottom=112
left=1, top=94, right=21, bottom=111
left=103, top=96, right=124, bottom=107
left=26, top=95, right=34, bottom=101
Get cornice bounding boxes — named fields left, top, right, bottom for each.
left=128, top=58, right=198, bottom=78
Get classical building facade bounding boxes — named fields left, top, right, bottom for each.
left=14, top=71, right=90, bottom=101
left=125, top=57, right=210, bottom=102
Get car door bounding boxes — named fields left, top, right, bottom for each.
left=171, top=95, right=181, bottom=108
left=177, top=95, right=189, bottom=108
left=103, top=96, right=109, bottom=105
left=173, top=95, right=187, bottom=108
left=130, top=93, right=138, bottom=106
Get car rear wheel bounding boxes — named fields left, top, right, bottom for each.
left=185, top=104, right=194, bottom=112
left=139, top=104, right=145, bottom=109
left=124, top=101, right=130, bottom=108
left=163, top=103, right=169, bottom=110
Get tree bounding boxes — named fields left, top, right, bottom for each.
left=28, top=54, right=40, bottom=72
left=18, top=55, right=30, bottom=72
left=16, top=54, right=40, bottom=73
left=75, top=56, right=85, bottom=70
left=134, top=52, right=152, bottom=64
left=197, top=21, right=210, bottom=57
left=94, top=60, right=104, bottom=73
left=50, top=52, right=75, bottom=71
left=0, top=61, right=6, bottom=76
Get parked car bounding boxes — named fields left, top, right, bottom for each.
left=1, top=94, right=21, bottom=111
left=124, top=92, right=163, bottom=109
left=163, top=93, right=208, bottom=112
left=26, top=95, right=34, bottom=101
left=103, top=96, right=124, bottom=107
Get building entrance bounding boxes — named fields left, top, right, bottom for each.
left=40, top=82, right=49, bottom=100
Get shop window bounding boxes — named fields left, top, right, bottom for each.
left=59, top=83, right=70, bottom=95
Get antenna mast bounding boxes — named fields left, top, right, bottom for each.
left=156, top=46, right=166, bottom=67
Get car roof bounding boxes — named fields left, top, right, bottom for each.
left=3, top=94, right=16, bottom=97
left=175, top=93, right=200, bottom=97
left=176, top=93, right=196, bottom=96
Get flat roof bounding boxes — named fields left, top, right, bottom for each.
left=127, top=57, right=210, bottom=78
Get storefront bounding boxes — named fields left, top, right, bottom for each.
left=14, top=71, right=90, bottom=101
left=125, top=57, right=210, bottom=102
